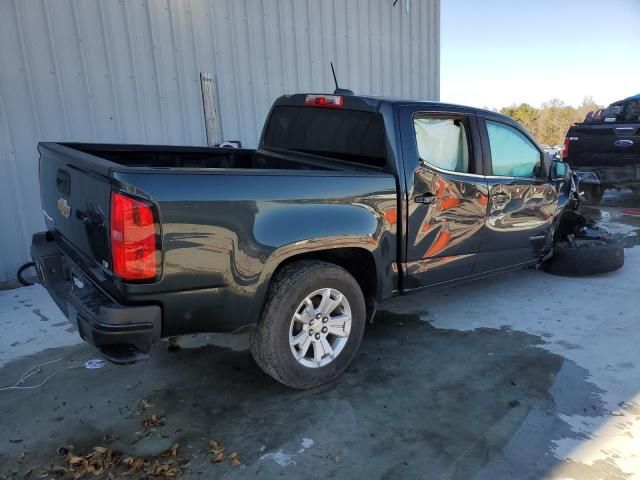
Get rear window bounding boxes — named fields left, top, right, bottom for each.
left=262, top=106, right=386, bottom=167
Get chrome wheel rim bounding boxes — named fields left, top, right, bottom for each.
left=289, top=288, right=352, bottom=368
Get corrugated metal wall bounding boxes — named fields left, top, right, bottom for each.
left=0, top=0, right=440, bottom=282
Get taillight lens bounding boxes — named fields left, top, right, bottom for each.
left=110, top=192, right=157, bottom=281
left=562, top=137, right=569, bottom=159
left=304, top=94, right=343, bottom=108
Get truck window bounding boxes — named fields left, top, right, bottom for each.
left=262, top=106, right=386, bottom=167
left=624, top=101, right=640, bottom=122
left=413, top=117, right=471, bottom=173
left=486, top=120, right=542, bottom=178
left=602, top=105, right=623, bottom=123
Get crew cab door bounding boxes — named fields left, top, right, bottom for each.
left=399, top=107, right=489, bottom=290
left=474, top=117, right=557, bottom=272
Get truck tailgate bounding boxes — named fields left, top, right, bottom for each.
left=38, top=143, right=113, bottom=272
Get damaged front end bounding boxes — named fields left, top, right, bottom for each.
left=543, top=171, right=625, bottom=275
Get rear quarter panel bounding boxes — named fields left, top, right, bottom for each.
left=112, top=169, right=398, bottom=335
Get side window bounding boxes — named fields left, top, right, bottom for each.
left=624, top=101, right=640, bottom=122
left=486, top=120, right=542, bottom=178
left=413, top=116, right=471, bottom=174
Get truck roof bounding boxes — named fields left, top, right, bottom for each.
left=274, top=93, right=518, bottom=125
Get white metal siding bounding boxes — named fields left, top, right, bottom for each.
left=0, top=0, right=440, bottom=282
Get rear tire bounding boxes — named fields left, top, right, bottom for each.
left=582, top=184, right=604, bottom=205
left=544, top=237, right=624, bottom=276
left=251, top=260, right=366, bottom=389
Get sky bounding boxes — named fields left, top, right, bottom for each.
left=440, top=0, right=640, bottom=110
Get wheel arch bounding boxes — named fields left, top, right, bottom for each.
left=273, top=247, right=378, bottom=299
left=254, top=245, right=381, bottom=325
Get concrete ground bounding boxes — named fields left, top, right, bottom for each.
left=1, top=190, right=639, bottom=480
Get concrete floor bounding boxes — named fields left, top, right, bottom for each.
left=1, top=191, right=639, bottom=479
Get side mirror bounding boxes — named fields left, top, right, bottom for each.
left=551, top=160, right=569, bottom=181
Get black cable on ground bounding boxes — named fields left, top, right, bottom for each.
left=17, top=262, right=36, bottom=286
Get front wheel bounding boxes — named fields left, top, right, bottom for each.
left=251, top=260, right=366, bottom=389
left=544, top=237, right=624, bottom=276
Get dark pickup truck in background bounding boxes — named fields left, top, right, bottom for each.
left=32, top=92, right=589, bottom=389
left=564, top=94, right=640, bottom=204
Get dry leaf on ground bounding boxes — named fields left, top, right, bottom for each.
left=148, top=460, right=181, bottom=478
left=46, top=441, right=182, bottom=479
left=212, top=451, right=226, bottom=463
left=142, top=414, right=164, bottom=430
left=229, top=452, right=241, bottom=466
left=209, top=440, right=225, bottom=455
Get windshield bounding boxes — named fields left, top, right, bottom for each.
left=262, top=106, right=387, bottom=167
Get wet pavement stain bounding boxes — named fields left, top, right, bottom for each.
left=579, top=201, right=640, bottom=249
left=31, top=309, right=49, bottom=322
left=0, top=311, right=607, bottom=479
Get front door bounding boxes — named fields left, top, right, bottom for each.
left=474, top=117, right=558, bottom=272
left=399, top=108, right=489, bottom=290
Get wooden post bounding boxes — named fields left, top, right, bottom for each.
left=200, top=72, right=222, bottom=146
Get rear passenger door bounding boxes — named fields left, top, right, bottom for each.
left=475, top=117, right=557, bottom=272
left=399, top=107, right=489, bottom=290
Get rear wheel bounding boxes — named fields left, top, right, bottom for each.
left=582, top=184, right=604, bottom=205
left=251, top=260, right=366, bottom=389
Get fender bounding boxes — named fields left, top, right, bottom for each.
left=252, top=201, right=398, bottom=324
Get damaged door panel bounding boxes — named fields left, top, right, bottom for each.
left=474, top=118, right=557, bottom=272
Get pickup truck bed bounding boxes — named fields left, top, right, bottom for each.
left=33, top=141, right=398, bottom=362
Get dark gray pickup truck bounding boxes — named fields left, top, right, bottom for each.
left=564, top=94, right=640, bottom=204
left=32, top=92, right=593, bottom=388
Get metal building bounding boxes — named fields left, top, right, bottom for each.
left=0, top=0, right=440, bottom=283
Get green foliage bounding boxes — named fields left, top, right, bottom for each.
left=499, top=97, right=603, bottom=145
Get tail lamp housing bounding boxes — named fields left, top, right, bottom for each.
left=110, top=192, right=159, bottom=281
left=562, top=137, right=570, bottom=159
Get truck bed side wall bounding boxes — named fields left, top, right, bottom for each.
left=113, top=170, right=398, bottom=336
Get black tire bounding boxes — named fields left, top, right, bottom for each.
left=582, top=184, right=604, bottom=205
left=251, top=260, right=366, bottom=389
left=544, top=237, right=624, bottom=276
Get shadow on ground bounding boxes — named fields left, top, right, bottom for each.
left=0, top=311, right=606, bottom=479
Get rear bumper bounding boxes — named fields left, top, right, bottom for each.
left=31, top=232, right=161, bottom=364
left=573, top=164, right=640, bottom=187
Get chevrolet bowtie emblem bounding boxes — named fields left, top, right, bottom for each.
left=57, top=197, right=71, bottom=218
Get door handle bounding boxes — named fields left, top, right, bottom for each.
left=491, top=192, right=509, bottom=203
left=415, top=193, right=437, bottom=205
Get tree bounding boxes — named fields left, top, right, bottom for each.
left=576, top=96, right=602, bottom=121
left=500, top=103, right=538, bottom=135
left=498, top=97, right=604, bottom=146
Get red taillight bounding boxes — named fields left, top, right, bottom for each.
left=562, top=137, right=570, bottom=159
left=110, top=192, right=157, bottom=281
left=304, top=94, right=343, bottom=108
